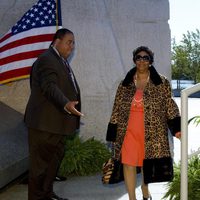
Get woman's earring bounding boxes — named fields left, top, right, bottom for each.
left=149, top=65, right=151, bottom=67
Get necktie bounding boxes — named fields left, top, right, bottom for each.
left=62, top=59, right=78, bottom=93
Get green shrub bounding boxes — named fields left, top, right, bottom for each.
left=162, top=155, right=200, bottom=200
left=188, top=115, right=200, bottom=126
left=58, top=135, right=111, bottom=176
left=163, top=115, right=200, bottom=199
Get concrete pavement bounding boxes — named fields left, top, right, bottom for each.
left=0, top=173, right=169, bottom=200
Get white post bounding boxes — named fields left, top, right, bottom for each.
left=180, top=92, right=188, bottom=200
left=180, top=83, right=200, bottom=200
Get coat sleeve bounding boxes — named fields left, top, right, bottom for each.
left=106, top=82, right=123, bottom=141
left=163, top=78, right=181, bottom=136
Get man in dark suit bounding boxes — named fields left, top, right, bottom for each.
left=24, top=28, right=83, bottom=200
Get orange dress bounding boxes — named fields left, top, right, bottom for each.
left=121, top=89, right=145, bottom=167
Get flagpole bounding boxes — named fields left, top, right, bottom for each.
left=56, top=0, right=59, bottom=31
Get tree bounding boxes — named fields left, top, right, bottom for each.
left=171, top=29, right=200, bottom=88
left=182, top=29, right=200, bottom=83
left=171, top=40, right=189, bottom=89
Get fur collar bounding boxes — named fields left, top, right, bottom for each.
left=122, top=65, right=163, bottom=86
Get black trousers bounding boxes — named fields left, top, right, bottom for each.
left=28, top=128, right=66, bottom=200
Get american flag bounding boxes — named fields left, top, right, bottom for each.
left=0, top=0, right=62, bottom=84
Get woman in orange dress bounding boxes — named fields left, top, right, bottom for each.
left=106, top=46, right=181, bottom=200
left=121, top=52, right=151, bottom=200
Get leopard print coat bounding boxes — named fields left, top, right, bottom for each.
left=107, top=66, right=181, bottom=161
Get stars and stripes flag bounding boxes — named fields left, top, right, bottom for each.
left=0, top=0, right=62, bottom=84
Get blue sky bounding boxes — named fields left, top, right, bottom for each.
left=169, top=0, right=200, bottom=43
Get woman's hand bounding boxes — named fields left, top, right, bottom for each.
left=175, top=131, right=181, bottom=139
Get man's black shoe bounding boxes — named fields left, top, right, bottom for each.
left=55, top=175, right=67, bottom=181
left=46, top=193, right=69, bottom=200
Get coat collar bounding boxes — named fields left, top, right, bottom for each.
left=122, top=65, right=163, bottom=86
left=49, top=46, right=61, bottom=59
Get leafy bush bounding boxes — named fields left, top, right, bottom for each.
left=162, top=155, right=200, bottom=200
left=163, top=115, right=200, bottom=199
left=188, top=115, right=200, bottom=126
left=58, top=135, right=111, bottom=176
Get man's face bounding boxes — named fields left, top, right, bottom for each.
left=55, top=33, right=75, bottom=59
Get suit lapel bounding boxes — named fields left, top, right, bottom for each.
left=49, top=47, right=80, bottom=94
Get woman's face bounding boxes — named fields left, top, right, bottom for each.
left=134, top=51, right=150, bottom=73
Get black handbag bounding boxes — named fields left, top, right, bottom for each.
left=102, top=158, right=124, bottom=184
left=143, top=157, right=174, bottom=184
left=102, top=158, right=141, bottom=184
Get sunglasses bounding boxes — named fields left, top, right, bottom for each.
left=135, top=55, right=150, bottom=62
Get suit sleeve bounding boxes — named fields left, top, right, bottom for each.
left=36, top=56, right=70, bottom=111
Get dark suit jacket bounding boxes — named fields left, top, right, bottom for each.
left=24, top=47, right=81, bottom=135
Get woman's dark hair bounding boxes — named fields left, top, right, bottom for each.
left=51, top=28, right=73, bottom=45
left=133, top=46, right=154, bottom=64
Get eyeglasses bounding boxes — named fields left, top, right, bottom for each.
left=135, top=55, right=150, bottom=62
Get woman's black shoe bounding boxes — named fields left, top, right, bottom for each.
left=143, top=196, right=152, bottom=200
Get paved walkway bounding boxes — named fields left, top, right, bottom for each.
left=0, top=173, right=169, bottom=200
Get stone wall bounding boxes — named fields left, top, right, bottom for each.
left=0, top=0, right=171, bottom=141
left=0, top=102, right=28, bottom=189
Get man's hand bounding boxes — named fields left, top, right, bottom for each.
left=64, top=101, right=84, bottom=116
